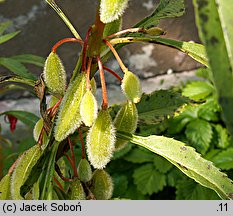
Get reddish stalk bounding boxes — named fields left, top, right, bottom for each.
left=106, top=28, right=146, bottom=39
left=103, top=39, right=128, bottom=73
left=48, top=97, right=63, bottom=118
left=82, top=27, right=93, bottom=72
left=97, top=56, right=108, bottom=110
left=37, top=127, right=45, bottom=146
left=78, top=128, right=86, bottom=159
left=52, top=38, right=84, bottom=53
left=54, top=177, right=64, bottom=191
left=86, top=57, right=93, bottom=90
left=103, top=66, right=122, bottom=82
left=55, top=163, right=73, bottom=182
left=68, top=137, right=78, bottom=177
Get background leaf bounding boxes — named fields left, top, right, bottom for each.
left=133, top=163, right=166, bottom=195
left=211, top=148, right=233, bottom=170
left=185, top=119, right=212, bottom=154
left=136, top=90, right=189, bottom=125
left=182, top=81, right=214, bottom=101
left=117, top=132, right=233, bottom=199
left=0, top=31, right=20, bottom=45
left=193, top=0, right=233, bottom=137
left=11, top=55, right=45, bottom=67
left=0, top=58, right=36, bottom=80
left=135, top=0, right=185, bottom=29
left=0, top=111, right=39, bottom=129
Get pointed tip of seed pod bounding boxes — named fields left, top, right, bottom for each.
left=100, top=0, right=129, bottom=23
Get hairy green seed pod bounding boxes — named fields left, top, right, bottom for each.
left=100, top=0, right=128, bottom=23
left=90, top=169, right=113, bottom=200
left=145, top=27, right=165, bottom=36
left=80, top=90, right=98, bottom=127
left=70, top=179, right=86, bottom=200
left=86, top=110, right=116, bottom=169
left=0, top=173, right=11, bottom=200
left=43, top=52, right=67, bottom=96
left=90, top=78, right=97, bottom=94
left=103, top=17, right=122, bottom=38
left=114, top=101, right=138, bottom=150
left=77, top=158, right=92, bottom=183
left=54, top=72, right=87, bottom=141
left=11, top=144, right=42, bottom=200
left=121, top=70, right=142, bottom=103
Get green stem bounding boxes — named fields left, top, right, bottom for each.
left=45, top=0, right=82, bottom=40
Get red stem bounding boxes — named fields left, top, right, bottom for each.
left=78, top=128, right=86, bottom=159
left=103, top=66, right=122, bottom=82
left=54, top=177, right=64, bottom=191
left=82, top=27, right=93, bottom=71
left=97, top=56, right=108, bottom=110
left=68, top=137, right=78, bottom=177
left=103, top=39, right=127, bottom=73
left=52, top=38, right=84, bottom=53
left=86, top=58, right=93, bottom=90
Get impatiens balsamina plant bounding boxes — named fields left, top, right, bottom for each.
left=1, top=0, right=233, bottom=200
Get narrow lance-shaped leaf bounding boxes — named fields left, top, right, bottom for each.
left=0, top=31, right=20, bottom=45
left=11, top=54, right=45, bottom=67
left=117, top=132, right=233, bottom=200
left=193, top=0, right=233, bottom=137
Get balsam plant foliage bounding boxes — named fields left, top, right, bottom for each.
left=0, top=0, right=233, bottom=200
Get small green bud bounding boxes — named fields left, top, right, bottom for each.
left=100, top=0, right=129, bottom=23
left=11, top=145, right=42, bottom=200
left=70, top=179, right=86, bottom=200
left=145, top=27, right=165, bottom=36
left=80, top=90, right=98, bottom=127
left=77, top=158, right=92, bottom=183
left=54, top=72, right=87, bottom=141
left=121, top=70, right=142, bottom=103
left=90, top=169, right=113, bottom=200
left=0, top=173, right=11, bottom=200
left=114, top=101, right=138, bottom=150
left=86, top=110, right=116, bottom=169
left=43, top=52, right=67, bottom=96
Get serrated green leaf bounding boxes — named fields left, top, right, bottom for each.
left=153, top=155, right=173, bottom=173
left=124, top=147, right=154, bottom=164
left=176, top=179, right=220, bottom=200
left=133, top=163, right=166, bottom=195
left=137, top=90, right=189, bottom=125
left=211, top=148, right=233, bottom=171
left=182, top=81, right=214, bottom=101
left=112, top=142, right=133, bottom=160
left=112, top=174, right=128, bottom=198
left=11, top=54, right=45, bottom=67
left=124, top=180, right=148, bottom=200
left=117, top=132, right=233, bottom=199
left=214, top=125, right=231, bottom=149
left=167, top=167, right=185, bottom=187
left=0, top=57, right=36, bottom=80
left=0, top=21, right=12, bottom=35
left=0, top=110, right=39, bottom=129
left=0, top=31, right=20, bottom=45
left=185, top=119, right=212, bottom=154
left=198, top=99, right=220, bottom=122
left=196, top=68, right=213, bottom=82
left=135, top=0, right=185, bottom=29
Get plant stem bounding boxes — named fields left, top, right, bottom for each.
left=103, top=39, right=128, bottom=73
left=106, top=27, right=146, bottom=39
left=97, top=56, right=108, bottom=110
left=52, top=38, right=83, bottom=53
left=86, top=58, right=93, bottom=90
left=78, top=128, right=86, bottom=159
left=68, top=137, right=78, bottom=177
left=54, top=177, right=64, bottom=191
left=82, top=27, right=92, bottom=72
left=103, top=66, right=122, bottom=81
left=55, top=163, right=73, bottom=182
left=45, top=0, right=82, bottom=40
